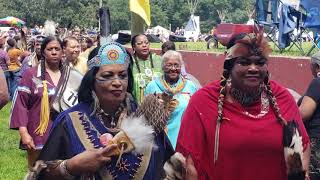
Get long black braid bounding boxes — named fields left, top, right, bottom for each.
left=40, top=59, right=46, bottom=81
left=263, top=73, right=287, bottom=126
left=214, top=69, right=230, bottom=163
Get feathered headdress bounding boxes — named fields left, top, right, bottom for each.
left=224, top=24, right=272, bottom=71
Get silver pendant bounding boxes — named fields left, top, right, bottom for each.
left=138, top=78, right=146, bottom=88
left=152, top=76, right=157, bottom=81
left=145, top=68, right=153, bottom=77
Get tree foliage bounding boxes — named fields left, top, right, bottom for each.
left=0, top=0, right=256, bottom=33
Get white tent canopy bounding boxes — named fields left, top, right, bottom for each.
left=184, top=15, right=200, bottom=41
left=184, top=0, right=200, bottom=41
left=152, top=25, right=172, bottom=34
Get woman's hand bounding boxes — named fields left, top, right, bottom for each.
left=184, top=155, right=198, bottom=180
left=67, top=144, right=118, bottom=176
left=19, top=127, right=35, bottom=150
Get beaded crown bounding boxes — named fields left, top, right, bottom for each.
left=87, top=42, right=129, bottom=70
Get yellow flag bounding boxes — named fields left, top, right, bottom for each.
left=129, top=0, right=151, bottom=26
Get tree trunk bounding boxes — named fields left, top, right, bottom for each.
left=217, top=9, right=227, bottom=23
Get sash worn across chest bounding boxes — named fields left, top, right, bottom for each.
left=68, top=111, right=153, bottom=180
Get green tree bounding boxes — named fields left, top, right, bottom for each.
left=0, top=0, right=256, bottom=34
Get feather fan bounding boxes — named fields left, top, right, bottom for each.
left=102, top=93, right=174, bottom=157
left=163, top=152, right=186, bottom=180
left=283, top=120, right=305, bottom=180
left=119, top=115, right=155, bottom=154
left=133, top=93, right=175, bottom=133
left=101, top=115, right=155, bottom=157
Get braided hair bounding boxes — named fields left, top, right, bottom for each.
left=263, top=74, right=287, bottom=126
left=214, top=32, right=285, bottom=162
left=214, top=65, right=233, bottom=162
left=35, top=36, right=63, bottom=136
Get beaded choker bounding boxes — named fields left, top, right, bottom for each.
left=95, top=104, right=124, bottom=128
left=241, top=90, right=269, bottom=119
left=161, top=76, right=186, bottom=95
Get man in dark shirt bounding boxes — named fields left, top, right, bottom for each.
left=299, top=51, right=320, bottom=179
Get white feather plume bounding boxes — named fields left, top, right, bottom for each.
left=284, top=128, right=303, bottom=164
left=120, top=115, right=155, bottom=154
left=43, top=20, right=56, bottom=37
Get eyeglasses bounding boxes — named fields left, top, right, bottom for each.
left=135, top=41, right=150, bottom=46
left=164, top=64, right=181, bottom=69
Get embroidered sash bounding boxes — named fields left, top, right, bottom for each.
left=68, top=111, right=153, bottom=180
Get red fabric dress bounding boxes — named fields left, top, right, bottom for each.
left=176, top=80, right=310, bottom=180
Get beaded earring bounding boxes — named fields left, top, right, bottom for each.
left=90, top=90, right=100, bottom=116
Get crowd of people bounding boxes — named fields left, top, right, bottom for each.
left=0, top=23, right=319, bottom=180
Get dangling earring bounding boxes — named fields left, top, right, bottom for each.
left=90, top=90, right=100, bottom=116
left=317, top=72, right=320, bottom=78
left=227, top=77, right=232, bottom=88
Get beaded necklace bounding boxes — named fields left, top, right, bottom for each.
left=95, top=103, right=125, bottom=128
left=241, top=90, right=269, bottom=119
left=161, top=76, right=186, bottom=95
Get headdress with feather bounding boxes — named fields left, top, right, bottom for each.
left=224, top=25, right=272, bottom=71
left=220, top=24, right=307, bottom=180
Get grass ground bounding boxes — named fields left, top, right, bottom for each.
left=149, top=41, right=319, bottom=57
left=0, top=102, right=26, bottom=180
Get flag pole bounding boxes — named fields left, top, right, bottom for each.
left=131, top=12, right=145, bottom=37
left=98, top=0, right=102, bottom=31
left=129, top=0, right=151, bottom=37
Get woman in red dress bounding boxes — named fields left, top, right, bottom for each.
left=176, top=32, right=311, bottom=180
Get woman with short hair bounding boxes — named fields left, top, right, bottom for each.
left=144, top=50, right=197, bottom=149
left=63, top=37, right=88, bottom=75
